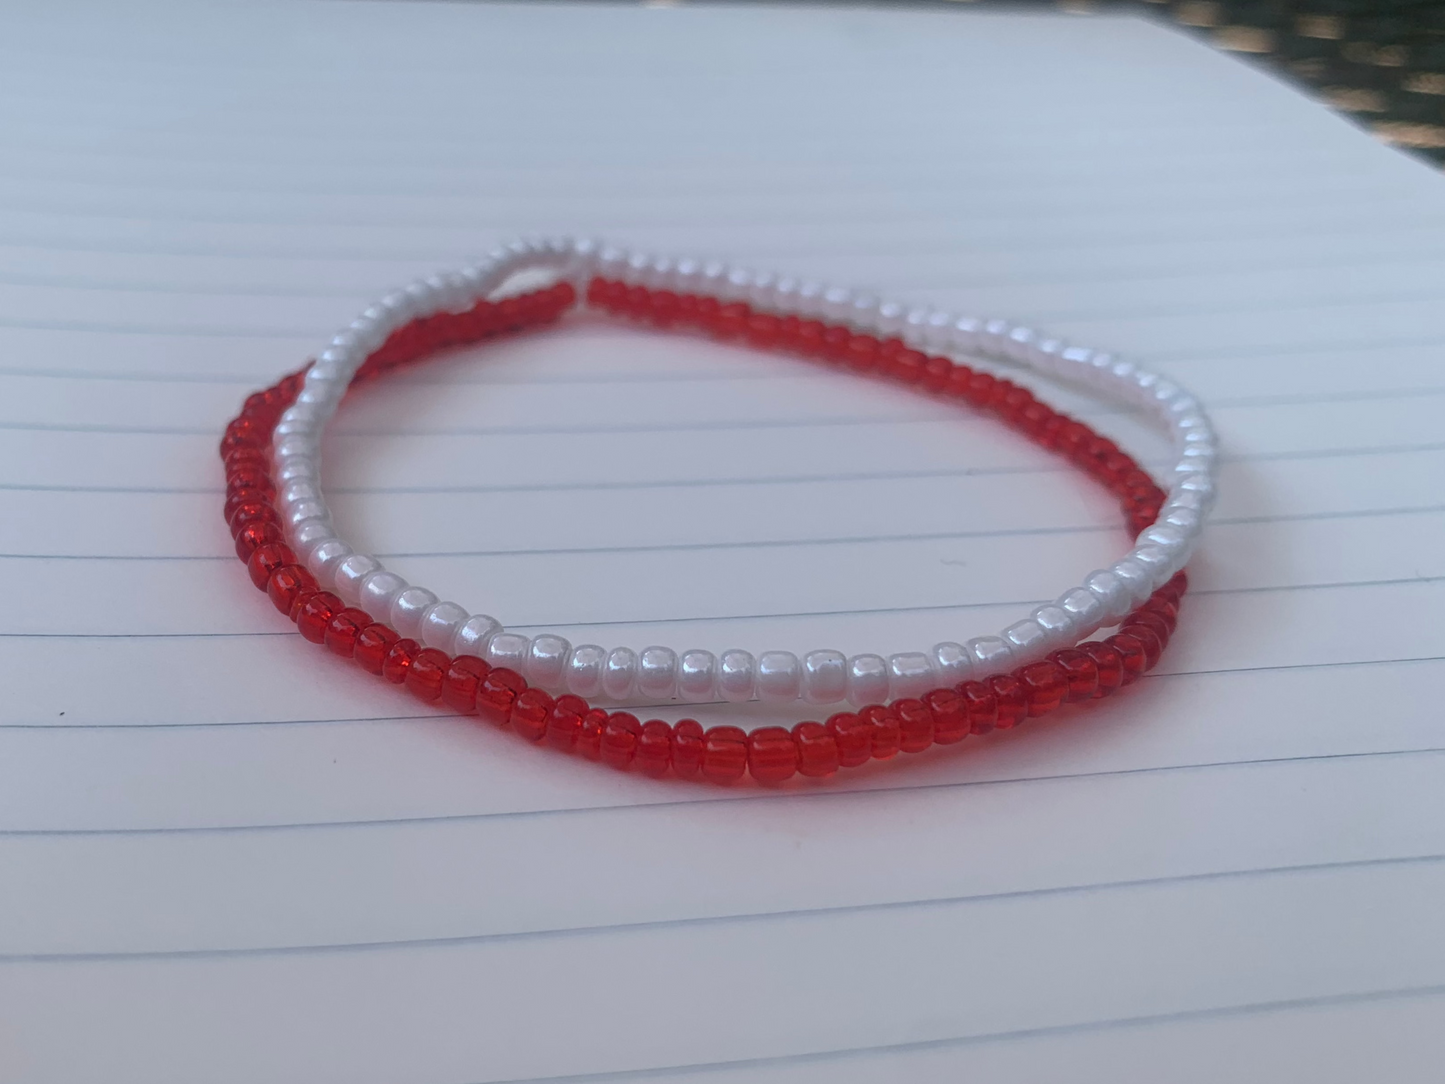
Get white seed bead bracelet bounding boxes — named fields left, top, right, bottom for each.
left=271, top=238, right=1217, bottom=707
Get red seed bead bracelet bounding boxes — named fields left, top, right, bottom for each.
left=223, top=281, right=1187, bottom=785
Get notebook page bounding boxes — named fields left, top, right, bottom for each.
left=1, top=2, right=1443, bottom=1081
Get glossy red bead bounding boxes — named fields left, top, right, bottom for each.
left=636, top=720, right=673, bottom=776
left=1049, top=648, right=1099, bottom=702
left=745, top=313, right=781, bottom=349
left=845, top=333, right=881, bottom=372
left=893, top=698, right=934, bottom=753
left=577, top=708, right=608, bottom=760
left=923, top=687, right=969, bottom=744
left=792, top=721, right=840, bottom=777
left=353, top=624, right=400, bottom=675
left=511, top=687, right=555, bottom=741
left=986, top=674, right=1027, bottom=730
left=860, top=704, right=902, bottom=759
left=323, top=607, right=372, bottom=658
left=441, top=655, right=490, bottom=713
left=246, top=541, right=297, bottom=591
left=266, top=564, right=317, bottom=615
left=921, top=355, right=954, bottom=393
left=747, top=726, right=799, bottom=784
left=1110, top=633, right=1149, bottom=686
left=701, top=725, right=748, bottom=784
left=227, top=501, right=278, bottom=539
left=1080, top=640, right=1124, bottom=697
left=958, top=681, right=998, bottom=735
left=294, top=591, right=342, bottom=644
left=600, top=712, right=642, bottom=770
left=826, top=712, right=872, bottom=768
left=537, top=694, right=582, bottom=749
left=1018, top=660, right=1068, bottom=717
left=382, top=638, right=420, bottom=685
left=477, top=667, right=527, bottom=724
left=1143, top=596, right=1179, bottom=636
left=671, top=719, right=705, bottom=778
left=1120, top=622, right=1164, bottom=670
left=404, top=647, right=451, bottom=702
left=1129, top=610, right=1173, bottom=650
left=224, top=487, right=270, bottom=524
left=234, top=520, right=283, bottom=562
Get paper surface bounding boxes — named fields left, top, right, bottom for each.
left=2, top=3, right=1444, bottom=1081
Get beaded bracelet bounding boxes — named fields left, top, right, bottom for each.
left=221, top=286, right=1187, bottom=785
left=262, top=239, right=1215, bottom=707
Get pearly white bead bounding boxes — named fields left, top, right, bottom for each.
left=452, top=614, right=501, bottom=658
left=418, top=601, right=468, bottom=651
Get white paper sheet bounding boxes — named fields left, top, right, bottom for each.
left=1, top=3, right=1443, bottom=1081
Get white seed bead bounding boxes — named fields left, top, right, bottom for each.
left=846, top=654, right=889, bottom=707
left=932, top=641, right=974, bottom=686
left=333, top=554, right=381, bottom=607
left=306, top=539, right=352, bottom=584
left=1111, top=557, right=1154, bottom=606
left=717, top=649, right=756, bottom=703
left=1031, top=604, right=1075, bottom=649
left=486, top=632, right=532, bottom=672
left=566, top=645, right=607, bottom=698
left=756, top=650, right=803, bottom=703
left=452, top=614, right=501, bottom=658
left=967, top=636, right=1014, bottom=677
left=527, top=634, right=571, bottom=689
left=390, top=587, right=439, bottom=640
left=1003, top=619, right=1051, bottom=666
left=888, top=652, right=936, bottom=700
left=1084, top=570, right=1132, bottom=622
left=418, top=601, right=468, bottom=651
left=1058, top=588, right=1106, bottom=636
left=801, top=650, right=848, bottom=705
left=292, top=520, right=336, bottom=563
left=636, top=646, right=679, bottom=701
left=602, top=647, right=639, bottom=700
left=358, top=570, right=407, bottom=620
left=677, top=650, right=718, bottom=703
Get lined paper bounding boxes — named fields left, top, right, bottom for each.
left=1, top=3, right=1444, bottom=1081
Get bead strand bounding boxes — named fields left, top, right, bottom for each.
left=222, top=337, right=1190, bottom=787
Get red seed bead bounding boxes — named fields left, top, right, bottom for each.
left=511, top=687, right=555, bottom=742
left=294, top=591, right=342, bottom=644
left=820, top=324, right=852, bottom=361
left=441, top=655, right=490, bottom=714
left=745, top=313, right=781, bottom=349
left=1128, top=610, right=1173, bottom=650
left=1081, top=640, right=1125, bottom=697
left=227, top=501, right=278, bottom=539
left=1120, top=622, right=1164, bottom=670
left=860, top=704, right=902, bottom=759
left=987, top=674, right=1028, bottom=730
left=701, top=725, right=749, bottom=784
left=671, top=719, right=705, bottom=779
left=266, top=564, right=317, bottom=615
left=382, top=638, right=420, bottom=685
left=1049, top=648, right=1100, bottom=702
left=224, top=446, right=269, bottom=476
left=1110, top=633, right=1149, bottom=686
left=922, top=355, right=954, bottom=393
left=795, top=319, right=826, bottom=356
left=1143, top=596, right=1179, bottom=636
left=636, top=720, right=674, bottom=776
left=792, top=721, right=840, bottom=777
left=544, top=693, right=588, bottom=750
left=826, top=711, right=872, bottom=768
left=600, top=712, right=642, bottom=770
left=894, top=698, right=934, bottom=753
left=748, top=726, right=799, bottom=784
left=403, top=647, right=451, bottom=702
left=923, top=687, right=969, bottom=745
left=477, top=667, right=527, bottom=725
left=958, top=680, right=998, bottom=734
left=354, top=623, right=400, bottom=675
left=233, top=517, right=282, bottom=561
left=577, top=709, right=608, bottom=759
left=246, top=541, right=297, bottom=590
left=323, top=607, right=372, bottom=658
left=224, top=487, right=271, bottom=523
left=886, top=348, right=926, bottom=385
left=964, top=370, right=997, bottom=407
left=1018, top=660, right=1068, bottom=718
left=845, top=333, right=881, bottom=372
